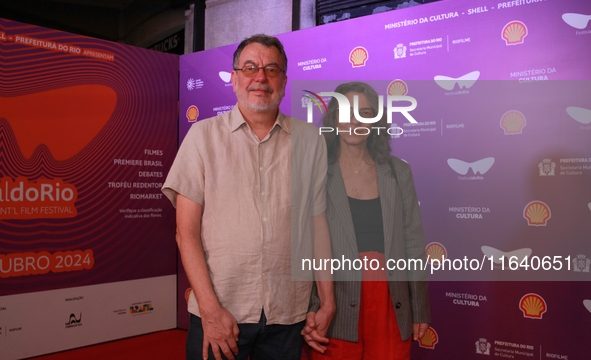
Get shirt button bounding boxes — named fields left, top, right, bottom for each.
left=259, top=167, right=263, bottom=171
left=263, top=217, right=268, bottom=222
left=395, top=302, right=402, bottom=309
left=261, top=192, right=265, bottom=196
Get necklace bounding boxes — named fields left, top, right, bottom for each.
left=340, top=161, right=368, bottom=174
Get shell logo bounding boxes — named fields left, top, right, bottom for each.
left=500, top=110, right=526, bottom=135
left=425, top=242, right=447, bottom=264
left=185, top=288, right=192, bottom=302
left=187, top=105, right=199, bottom=122
left=349, top=46, right=369, bottom=67
left=523, top=201, right=551, bottom=226
left=387, top=79, right=408, bottom=96
left=519, top=293, right=547, bottom=319
left=502, top=21, right=528, bottom=45
left=419, top=327, right=439, bottom=349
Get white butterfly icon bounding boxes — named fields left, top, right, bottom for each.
left=566, top=107, right=591, bottom=124
left=434, top=71, right=480, bottom=91
left=219, top=71, right=231, bottom=83
left=447, top=157, right=495, bottom=175
left=481, top=246, right=532, bottom=264
left=562, top=13, right=591, bottom=29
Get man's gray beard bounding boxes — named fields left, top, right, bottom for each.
left=239, top=88, right=285, bottom=113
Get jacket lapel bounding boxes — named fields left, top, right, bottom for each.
left=327, top=162, right=358, bottom=253
left=377, top=163, right=396, bottom=257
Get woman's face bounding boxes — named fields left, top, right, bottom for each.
left=337, top=91, right=375, bottom=148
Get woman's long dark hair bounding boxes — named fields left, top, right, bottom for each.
left=322, top=82, right=395, bottom=175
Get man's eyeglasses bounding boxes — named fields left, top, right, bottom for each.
left=234, top=64, right=285, bottom=78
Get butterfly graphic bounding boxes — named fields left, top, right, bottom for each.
left=562, top=13, right=591, bottom=29
left=434, top=71, right=480, bottom=91
left=566, top=106, right=591, bottom=124
left=219, top=71, right=232, bottom=83
left=447, top=157, right=495, bottom=175
left=481, top=246, right=532, bottom=264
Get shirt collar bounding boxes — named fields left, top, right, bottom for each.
left=229, top=104, right=291, bottom=134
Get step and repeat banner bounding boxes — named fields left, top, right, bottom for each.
left=0, top=19, right=179, bottom=359
left=179, top=0, right=591, bottom=358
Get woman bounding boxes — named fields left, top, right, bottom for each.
left=304, top=82, right=431, bottom=359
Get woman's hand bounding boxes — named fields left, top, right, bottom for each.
left=413, top=322, right=429, bottom=341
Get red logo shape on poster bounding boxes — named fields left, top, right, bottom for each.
left=523, top=201, right=551, bottom=226
left=419, top=327, right=439, bottom=349
left=187, top=105, right=199, bottom=122
left=425, top=242, right=447, bottom=264
left=387, top=80, right=408, bottom=96
left=349, top=47, right=368, bottom=67
left=185, top=288, right=192, bottom=302
left=500, top=110, right=526, bottom=134
left=502, top=21, right=528, bottom=45
left=519, top=293, right=547, bottom=319
left=0, top=85, right=116, bottom=160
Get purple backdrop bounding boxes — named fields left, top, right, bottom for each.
left=177, top=0, right=591, bottom=358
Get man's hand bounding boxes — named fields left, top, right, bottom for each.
left=176, top=195, right=238, bottom=359
left=200, top=305, right=240, bottom=360
left=413, top=322, right=429, bottom=341
left=301, top=304, right=335, bottom=353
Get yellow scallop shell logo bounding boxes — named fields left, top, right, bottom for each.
left=502, top=21, right=528, bottom=45
left=500, top=110, right=526, bottom=135
left=185, top=288, right=192, bottom=302
left=519, top=293, right=547, bottom=319
left=387, top=80, right=408, bottom=96
left=186, top=105, right=199, bottom=122
left=419, top=327, right=439, bottom=349
left=349, top=46, right=369, bottom=67
left=425, top=242, right=447, bottom=264
left=523, top=201, right=551, bottom=226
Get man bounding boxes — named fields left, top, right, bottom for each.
left=162, top=34, right=334, bottom=360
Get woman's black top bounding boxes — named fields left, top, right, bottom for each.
left=347, top=196, right=385, bottom=254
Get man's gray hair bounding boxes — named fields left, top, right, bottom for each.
left=233, top=34, right=288, bottom=72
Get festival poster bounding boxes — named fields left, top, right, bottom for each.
left=0, top=18, right=179, bottom=359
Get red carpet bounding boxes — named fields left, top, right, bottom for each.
left=29, top=329, right=187, bottom=360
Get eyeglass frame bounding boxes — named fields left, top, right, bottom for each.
left=233, top=64, right=286, bottom=78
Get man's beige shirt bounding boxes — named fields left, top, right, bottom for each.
left=162, top=105, right=326, bottom=325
